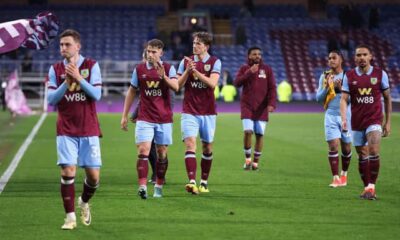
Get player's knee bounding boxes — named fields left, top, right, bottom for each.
left=184, top=138, right=196, bottom=150
left=244, top=130, right=253, bottom=135
left=61, top=165, right=76, bottom=177
left=202, top=144, right=212, bottom=154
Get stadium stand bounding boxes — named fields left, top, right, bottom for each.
left=0, top=2, right=399, bottom=102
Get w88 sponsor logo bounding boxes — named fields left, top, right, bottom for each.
left=356, top=96, right=374, bottom=104
left=65, top=92, right=87, bottom=102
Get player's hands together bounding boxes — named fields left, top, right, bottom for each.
left=155, top=62, right=166, bottom=79
left=121, top=116, right=129, bottom=131
left=65, top=63, right=83, bottom=81
left=382, top=122, right=391, bottom=137
left=184, top=56, right=196, bottom=72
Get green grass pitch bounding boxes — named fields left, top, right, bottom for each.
left=0, top=112, right=399, bottom=240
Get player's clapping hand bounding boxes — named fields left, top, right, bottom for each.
left=155, top=62, right=166, bottom=79
left=65, top=63, right=82, bottom=81
left=249, top=64, right=259, bottom=73
left=121, top=116, right=129, bottom=131
left=184, top=56, right=196, bottom=72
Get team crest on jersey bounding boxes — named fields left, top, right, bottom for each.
left=370, top=77, right=377, bottom=85
left=80, top=69, right=89, bottom=79
left=142, top=74, right=147, bottom=78
left=259, top=69, right=266, bottom=78
left=204, top=64, right=211, bottom=71
left=352, top=81, right=357, bottom=85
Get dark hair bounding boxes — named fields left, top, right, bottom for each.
left=192, top=32, right=212, bottom=46
left=147, top=39, right=164, bottom=49
left=59, top=29, right=81, bottom=43
left=355, top=44, right=372, bottom=53
left=329, top=49, right=345, bottom=67
left=247, top=46, right=262, bottom=55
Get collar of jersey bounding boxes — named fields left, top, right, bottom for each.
left=146, top=60, right=163, bottom=70
left=194, top=53, right=210, bottom=63
left=63, top=55, right=84, bottom=68
left=355, top=66, right=373, bottom=76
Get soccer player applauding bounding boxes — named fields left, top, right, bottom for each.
left=316, top=50, right=352, bottom=188
left=121, top=39, right=178, bottom=199
left=47, top=29, right=103, bottom=230
left=177, top=32, right=221, bottom=194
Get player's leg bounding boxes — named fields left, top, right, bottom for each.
left=153, top=123, right=172, bottom=197
left=339, top=140, right=352, bottom=186
left=353, top=129, right=373, bottom=199
left=77, top=136, right=102, bottom=226
left=339, top=114, right=353, bottom=186
left=325, top=114, right=342, bottom=187
left=242, top=119, right=254, bottom=170
left=181, top=114, right=199, bottom=194
left=252, top=120, right=267, bottom=170
left=364, top=125, right=383, bottom=200
left=148, top=139, right=157, bottom=184
left=327, top=139, right=341, bottom=187
left=198, top=115, right=216, bottom=193
left=135, top=121, right=155, bottom=199
left=57, top=136, right=78, bottom=230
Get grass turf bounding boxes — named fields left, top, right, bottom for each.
left=0, top=113, right=399, bottom=240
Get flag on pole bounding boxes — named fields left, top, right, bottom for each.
left=0, top=11, right=59, bottom=54
left=5, top=70, right=33, bottom=116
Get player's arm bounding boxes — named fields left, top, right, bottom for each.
left=315, top=73, right=328, bottom=102
left=234, top=65, right=253, bottom=87
left=192, top=59, right=221, bottom=88
left=78, top=62, right=102, bottom=101
left=340, top=92, right=350, bottom=131
left=121, top=69, right=139, bottom=131
left=267, top=67, right=277, bottom=112
left=177, top=59, right=189, bottom=89
left=47, top=66, right=68, bottom=106
left=381, top=71, right=392, bottom=137
left=159, top=64, right=179, bottom=92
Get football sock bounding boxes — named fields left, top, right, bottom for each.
left=81, top=178, right=99, bottom=203
left=244, top=148, right=251, bottom=162
left=369, top=155, right=380, bottom=184
left=341, top=151, right=352, bottom=172
left=253, top=151, right=262, bottom=163
left=201, top=152, right=213, bottom=181
left=358, top=156, right=370, bottom=187
left=61, top=176, right=75, bottom=214
left=328, top=151, right=339, bottom=176
left=137, top=154, right=149, bottom=186
left=185, top=151, right=197, bottom=182
left=155, top=157, right=168, bottom=185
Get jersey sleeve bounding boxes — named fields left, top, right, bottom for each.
left=177, top=59, right=185, bottom=75
left=89, top=62, right=102, bottom=86
left=130, top=68, right=138, bottom=88
left=381, top=70, right=390, bottom=91
left=212, top=59, right=222, bottom=74
left=169, top=65, right=177, bottom=79
left=341, top=74, right=349, bottom=93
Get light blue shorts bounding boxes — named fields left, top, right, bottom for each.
left=353, top=124, right=382, bottom=147
left=181, top=113, right=216, bottom=143
left=57, top=136, right=102, bottom=168
left=242, top=119, right=267, bottom=135
left=135, top=121, right=172, bottom=145
left=324, top=113, right=352, bottom=143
